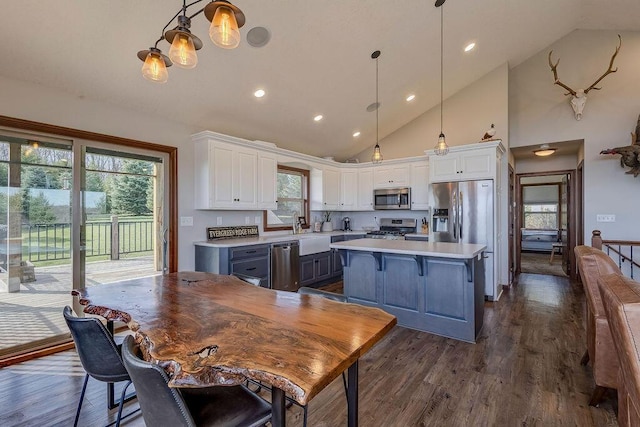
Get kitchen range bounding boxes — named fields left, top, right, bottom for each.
left=365, top=218, right=417, bottom=239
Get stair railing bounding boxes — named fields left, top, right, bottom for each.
left=592, top=230, right=640, bottom=279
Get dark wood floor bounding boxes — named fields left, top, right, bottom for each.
left=0, top=273, right=617, bottom=426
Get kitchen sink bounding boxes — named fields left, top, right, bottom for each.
left=297, top=234, right=331, bottom=256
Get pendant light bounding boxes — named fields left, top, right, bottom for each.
left=434, top=0, right=449, bottom=156
left=371, top=50, right=383, bottom=164
left=137, top=1, right=245, bottom=83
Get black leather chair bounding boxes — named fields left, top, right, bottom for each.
left=63, top=306, right=136, bottom=427
left=121, top=335, right=272, bottom=427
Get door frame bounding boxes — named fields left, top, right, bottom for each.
left=515, top=169, right=577, bottom=280
left=0, top=115, right=178, bottom=272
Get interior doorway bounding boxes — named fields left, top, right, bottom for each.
left=515, top=170, right=578, bottom=280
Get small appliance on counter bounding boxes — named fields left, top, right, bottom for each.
left=342, top=217, right=352, bottom=231
left=364, top=218, right=416, bottom=240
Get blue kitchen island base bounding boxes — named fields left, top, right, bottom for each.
left=331, top=240, right=486, bottom=343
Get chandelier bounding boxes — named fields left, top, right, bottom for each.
left=137, top=0, right=246, bottom=83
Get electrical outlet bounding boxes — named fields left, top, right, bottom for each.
left=180, top=216, right=193, bottom=226
left=245, top=216, right=251, bottom=225
left=596, top=214, right=615, bottom=223
left=216, top=217, right=223, bottom=225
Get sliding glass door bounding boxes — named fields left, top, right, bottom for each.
left=0, top=130, right=170, bottom=358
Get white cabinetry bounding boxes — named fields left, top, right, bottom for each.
left=257, top=152, right=277, bottom=210
left=339, top=169, right=358, bottom=210
left=356, top=168, right=374, bottom=210
left=410, top=162, right=429, bottom=210
left=429, top=146, right=495, bottom=183
left=311, top=166, right=341, bottom=211
left=373, top=165, right=410, bottom=188
left=194, top=138, right=258, bottom=209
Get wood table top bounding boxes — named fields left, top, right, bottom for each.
left=74, top=271, right=396, bottom=405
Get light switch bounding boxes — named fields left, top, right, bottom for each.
left=180, top=216, right=193, bottom=226
left=596, top=214, right=615, bottom=222
left=216, top=217, right=223, bottom=225
left=245, top=216, right=251, bottom=225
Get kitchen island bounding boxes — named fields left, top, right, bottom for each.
left=330, top=239, right=486, bottom=343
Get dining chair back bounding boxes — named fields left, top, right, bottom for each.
left=63, top=306, right=134, bottom=427
left=121, top=335, right=272, bottom=427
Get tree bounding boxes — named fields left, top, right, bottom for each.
left=110, top=160, right=152, bottom=215
left=28, top=192, right=56, bottom=224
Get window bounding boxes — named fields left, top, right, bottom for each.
left=523, top=203, right=558, bottom=229
left=263, top=166, right=309, bottom=231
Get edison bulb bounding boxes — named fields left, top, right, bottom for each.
left=209, top=6, right=240, bottom=49
left=141, top=52, right=169, bottom=83
left=169, top=33, right=198, bottom=69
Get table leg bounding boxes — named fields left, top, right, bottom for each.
left=347, top=360, right=359, bottom=427
left=271, top=386, right=286, bottom=427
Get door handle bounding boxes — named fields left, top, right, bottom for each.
left=459, top=191, right=463, bottom=240
left=452, top=191, right=457, bottom=239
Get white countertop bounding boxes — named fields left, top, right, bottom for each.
left=330, top=239, right=486, bottom=259
left=194, top=230, right=367, bottom=248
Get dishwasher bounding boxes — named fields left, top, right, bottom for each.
left=271, top=241, right=300, bottom=292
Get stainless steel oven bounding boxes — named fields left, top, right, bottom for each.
left=373, top=187, right=411, bottom=210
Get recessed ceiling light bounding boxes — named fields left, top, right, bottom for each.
left=254, top=89, right=265, bottom=98
left=353, top=131, right=361, bottom=138
left=464, top=42, right=476, bottom=52
left=406, top=94, right=416, bottom=102
left=314, top=115, right=323, bottom=122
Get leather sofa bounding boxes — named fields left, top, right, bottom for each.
left=574, top=245, right=622, bottom=405
left=597, top=274, right=640, bottom=426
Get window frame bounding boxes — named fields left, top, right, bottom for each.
left=263, top=165, right=310, bottom=232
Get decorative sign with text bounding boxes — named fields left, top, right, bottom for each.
left=207, top=226, right=259, bottom=240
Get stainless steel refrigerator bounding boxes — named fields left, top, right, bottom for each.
left=430, top=179, right=494, bottom=298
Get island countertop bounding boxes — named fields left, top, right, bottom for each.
left=330, top=239, right=486, bottom=259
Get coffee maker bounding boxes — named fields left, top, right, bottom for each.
left=342, top=217, right=352, bottom=231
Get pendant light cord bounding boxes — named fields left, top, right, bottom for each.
left=440, top=4, right=443, bottom=135
left=376, top=54, right=379, bottom=145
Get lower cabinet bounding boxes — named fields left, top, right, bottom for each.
left=330, top=234, right=365, bottom=279
left=195, top=244, right=271, bottom=288
left=299, top=251, right=332, bottom=286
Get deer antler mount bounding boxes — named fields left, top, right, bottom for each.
left=548, top=35, right=621, bottom=120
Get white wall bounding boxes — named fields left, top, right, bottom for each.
left=510, top=29, right=640, bottom=242
left=354, top=63, right=510, bottom=161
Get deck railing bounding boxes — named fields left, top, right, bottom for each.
left=592, top=230, right=640, bottom=279
left=21, top=217, right=153, bottom=263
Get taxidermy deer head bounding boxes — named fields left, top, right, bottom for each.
left=548, top=35, right=621, bottom=120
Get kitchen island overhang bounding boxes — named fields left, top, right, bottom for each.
left=330, top=239, right=487, bottom=343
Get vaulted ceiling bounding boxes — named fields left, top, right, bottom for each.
left=2, top=1, right=639, bottom=161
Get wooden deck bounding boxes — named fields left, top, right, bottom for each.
left=0, top=272, right=618, bottom=426
left=0, top=256, right=158, bottom=354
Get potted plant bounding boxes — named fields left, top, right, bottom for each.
left=321, top=211, right=333, bottom=232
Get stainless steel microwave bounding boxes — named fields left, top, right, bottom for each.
left=373, top=187, right=411, bottom=210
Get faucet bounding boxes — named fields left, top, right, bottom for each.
left=292, top=211, right=299, bottom=234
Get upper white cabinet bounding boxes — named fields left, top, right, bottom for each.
left=410, top=162, right=429, bottom=210
left=428, top=143, right=500, bottom=183
left=257, top=152, right=277, bottom=210
left=311, top=166, right=341, bottom=211
left=373, top=165, right=410, bottom=188
left=339, top=169, right=358, bottom=210
left=194, top=137, right=258, bottom=210
left=356, top=168, right=374, bottom=210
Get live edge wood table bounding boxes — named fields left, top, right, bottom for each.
left=73, top=272, right=396, bottom=427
